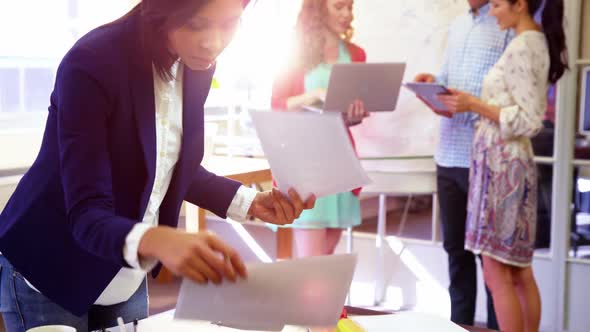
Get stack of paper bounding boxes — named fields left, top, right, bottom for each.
left=135, top=311, right=307, bottom=332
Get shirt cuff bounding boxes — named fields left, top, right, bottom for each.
left=226, top=186, right=258, bottom=222
left=123, top=223, right=159, bottom=272
left=499, top=104, right=520, bottom=140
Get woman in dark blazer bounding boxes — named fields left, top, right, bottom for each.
left=0, top=0, right=315, bottom=330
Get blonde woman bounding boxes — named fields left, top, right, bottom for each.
left=272, top=0, right=368, bottom=257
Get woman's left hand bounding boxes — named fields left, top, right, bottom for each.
left=248, top=188, right=316, bottom=225
left=344, top=99, right=370, bottom=126
left=437, top=89, right=476, bottom=114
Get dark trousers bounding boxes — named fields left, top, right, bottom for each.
left=437, top=165, right=498, bottom=329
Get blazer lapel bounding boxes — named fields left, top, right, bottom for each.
left=179, top=65, right=215, bottom=168
left=129, top=64, right=156, bottom=180
left=125, top=15, right=156, bottom=212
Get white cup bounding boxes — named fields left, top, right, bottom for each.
left=26, top=325, right=76, bottom=332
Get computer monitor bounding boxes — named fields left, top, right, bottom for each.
left=579, top=66, right=590, bottom=135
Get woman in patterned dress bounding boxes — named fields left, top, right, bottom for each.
left=438, top=0, right=568, bottom=331
left=271, top=0, right=369, bottom=257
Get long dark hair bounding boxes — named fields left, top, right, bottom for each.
left=119, top=0, right=250, bottom=81
left=509, top=0, right=568, bottom=83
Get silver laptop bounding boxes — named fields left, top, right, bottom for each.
left=306, top=62, right=406, bottom=113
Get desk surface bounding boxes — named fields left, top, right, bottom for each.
left=361, top=158, right=436, bottom=173
left=137, top=307, right=496, bottom=332
left=359, top=158, right=437, bottom=195
left=204, top=156, right=270, bottom=176
left=183, top=156, right=271, bottom=231
left=203, top=156, right=271, bottom=184
left=205, top=156, right=438, bottom=178
left=360, top=156, right=436, bottom=173
left=344, top=306, right=496, bottom=332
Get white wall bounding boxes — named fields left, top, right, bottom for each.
left=0, top=130, right=43, bottom=170
left=0, top=176, right=20, bottom=210
left=350, top=0, right=468, bottom=158
left=566, top=262, right=590, bottom=332
left=0, top=112, right=46, bottom=170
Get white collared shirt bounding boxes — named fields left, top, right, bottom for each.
left=94, top=62, right=258, bottom=305
left=25, top=62, right=258, bottom=306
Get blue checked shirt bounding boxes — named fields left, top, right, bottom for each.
left=435, top=4, right=512, bottom=168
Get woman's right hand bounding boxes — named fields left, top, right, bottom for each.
left=414, top=73, right=435, bottom=83
left=310, top=88, right=327, bottom=103
left=286, top=88, right=326, bottom=110
left=138, top=226, right=247, bottom=284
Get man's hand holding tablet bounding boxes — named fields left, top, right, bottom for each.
left=406, top=73, right=454, bottom=118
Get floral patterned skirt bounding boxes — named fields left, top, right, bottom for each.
left=465, top=131, right=537, bottom=267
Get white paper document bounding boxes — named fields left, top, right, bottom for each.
left=174, top=254, right=358, bottom=331
left=250, top=111, right=371, bottom=199
left=351, top=312, right=469, bottom=332
left=133, top=310, right=308, bottom=332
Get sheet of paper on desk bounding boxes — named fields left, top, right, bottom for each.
left=174, top=254, right=358, bottom=331
left=351, top=312, right=469, bottom=332
left=250, top=111, right=371, bottom=199
left=134, top=310, right=307, bottom=332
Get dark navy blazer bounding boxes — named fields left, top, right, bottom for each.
left=0, top=11, right=241, bottom=315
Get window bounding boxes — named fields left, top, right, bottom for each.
left=0, top=0, right=298, bottom=167
left=0, top=0, right=299, bottom=116
left=0, top=0, right=135, bottom=115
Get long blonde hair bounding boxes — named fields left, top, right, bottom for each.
left=294, top=0, right=354, bottom=71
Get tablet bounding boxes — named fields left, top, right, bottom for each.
left=403, top=82, right=452, bottom=112
left=322, top=63, right=406, bottom=112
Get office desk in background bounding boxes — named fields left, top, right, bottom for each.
left=157, top=156, right=292, bottom=283
left=359, top=156, right=438, bottom=305
left=184, top=156, right=293, bottom=259
left=184, top=156, right=271, bottom=231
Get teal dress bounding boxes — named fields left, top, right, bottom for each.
left=290, top=42, right=361, bottom=229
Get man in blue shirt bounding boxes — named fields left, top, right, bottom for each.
left=415, top=0, right=511, bottom=328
